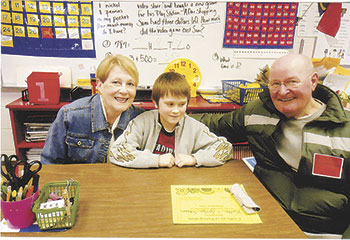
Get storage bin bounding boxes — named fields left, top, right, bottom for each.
left=222, top=80, right=267, bottom=105
left=32, top=180, right=80, bottom=230
left=27, top=72, right=60, bottom=105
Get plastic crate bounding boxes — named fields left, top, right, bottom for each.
left=32, top=180, right=80, bottom=230
left=222, top=80, right=267, bottom=105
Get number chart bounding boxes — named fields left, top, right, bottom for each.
left=223, top=2, right=298, bottom=49
left=1, top=0, right=95, bottom=58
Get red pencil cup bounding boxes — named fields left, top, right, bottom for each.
left=1, top=190, right=39, bottom=229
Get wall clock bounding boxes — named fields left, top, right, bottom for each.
left=165, top=58, right=202, bottom=97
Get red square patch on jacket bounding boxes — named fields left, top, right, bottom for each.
left=312, top=153, right=344, bottom=179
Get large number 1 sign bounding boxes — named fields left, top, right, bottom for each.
left=27, top=72, right=60, bottom=105
left=35, top=82, right=49, bottom=102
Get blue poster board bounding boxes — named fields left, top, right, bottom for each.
left=1, top=0, right=96, bottom=58
left=223, top=2, right=298, bottom=49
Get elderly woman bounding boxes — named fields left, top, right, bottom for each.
left=41, top=54, right=144, bottom=164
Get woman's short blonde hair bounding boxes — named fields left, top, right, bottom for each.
left=151, top=72, right=191, bottom=105
left=96, top=54, right=139, bottom=85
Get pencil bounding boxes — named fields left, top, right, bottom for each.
left=17, top=186, right=23, bottom=201
left=23, top=184, right=28, bottom=199
left=27, top=177, right=33, bottom=189
left=26, top=185, right=34, bottom=198
left=6, top=186, right=11, bottom=202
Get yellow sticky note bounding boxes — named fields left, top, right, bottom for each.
left=1, top=24, right=13, bottom=36
left=55, top=28, right=67, bottom=39
left=171, top=185, right=262, bottom=224
left=53, top=2, right=64, bottom=15
left=27, top=26, right=39, bottom=38
left=40, top=15, right=52, bottom=27
left=25, top=1, right=37, bottom=13
left=1, top=0, right=10, bottom=11
left=68, top=28, right=80, bottom=39
left=67, top=16, right=79, bottom=27
left=39, top=1, right=51, bottom=14
left=1, top=11, right=11, bottom=24
left=27, top=14, right=39, bottom=26
left=67, top=3, right=79, bottom=15
left=12, top=12, right=23, bottom=24
left=14, top=25, right=25, bottom=37
left=1, top=35, right=13, bottom=47
left=81, top=3, right=92, bottom=15
left=54, top=15, right=66, bottom=27
left=77, top=79, right=91, bottom=87
left=80, top=16, right=91, bottom=27
left=11, top=0, right=23, bottom=12
left=80, top=28, right=92, bottom=39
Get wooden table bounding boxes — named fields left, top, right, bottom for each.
left=1, top=161, right=306, bottom=238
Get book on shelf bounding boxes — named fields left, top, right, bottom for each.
left=24, top=122, right=51, bottom=142
left=26, top=148, right=43, bottom=162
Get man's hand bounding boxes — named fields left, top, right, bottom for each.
left=175, top=154, right=197, bottom=167
left=158, top=153, right=175, bottom=168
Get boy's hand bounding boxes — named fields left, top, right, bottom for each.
left=175, top=154, right=197, bottom=167
left=158, top=153, right=175, bottom=168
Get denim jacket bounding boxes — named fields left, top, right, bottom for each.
left=41, top=94, right=144, bottom=164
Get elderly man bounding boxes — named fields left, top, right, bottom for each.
left=193, top=54, right=350, bottom=237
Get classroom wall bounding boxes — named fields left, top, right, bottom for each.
left=2, top=2, right=349, bottom=90
left=1, top=88, right=22, bottom=155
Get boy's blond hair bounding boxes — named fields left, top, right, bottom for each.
left=96, top=54, right=139, bottom=85
left=151, top=72, right=191, bottom=105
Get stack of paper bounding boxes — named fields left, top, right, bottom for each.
left=26, top=148, right=43, bottom=163
left=24, top=123, right=51, bottom=142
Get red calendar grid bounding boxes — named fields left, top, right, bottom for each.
left=223, top=2, right=298, bottom=49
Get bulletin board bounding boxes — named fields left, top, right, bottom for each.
left=223, top=2, right=298, bottom=49
left=1, top=1, right=349, bottom=90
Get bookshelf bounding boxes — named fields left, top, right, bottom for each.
left=6, top=96, right=241, bottom=161
left=6, top=98, right=69, bottom=161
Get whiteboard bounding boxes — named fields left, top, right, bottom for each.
left=2, top=1, right=349, bottom=90
left=93, top=1, right=283, bottom=90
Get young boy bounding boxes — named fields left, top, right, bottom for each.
left=109, top=72, right=233, bottom=168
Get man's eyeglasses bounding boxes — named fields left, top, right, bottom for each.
left=268, top=79, right=301, bottom=90
left=268, top=72, right=314, bottom=91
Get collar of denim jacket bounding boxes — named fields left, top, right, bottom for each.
left=91, top=94, right=110, bottom=132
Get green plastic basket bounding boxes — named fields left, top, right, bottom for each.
left=32, top=180, right=80, bottom=230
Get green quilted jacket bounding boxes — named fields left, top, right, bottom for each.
left=194, top=84, right=350, bottom=194
left=193, top=84, right=350, bottom=234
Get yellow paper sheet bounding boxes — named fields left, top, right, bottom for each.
left=77, top=78, right=91, bottom=87
left=312, top=57, right=340, bottom=70
left=171, top=185, right=262, bottom=224
left=334, top=66, right=350, bottom=76
left=200, top=94, right=233, bottom=103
